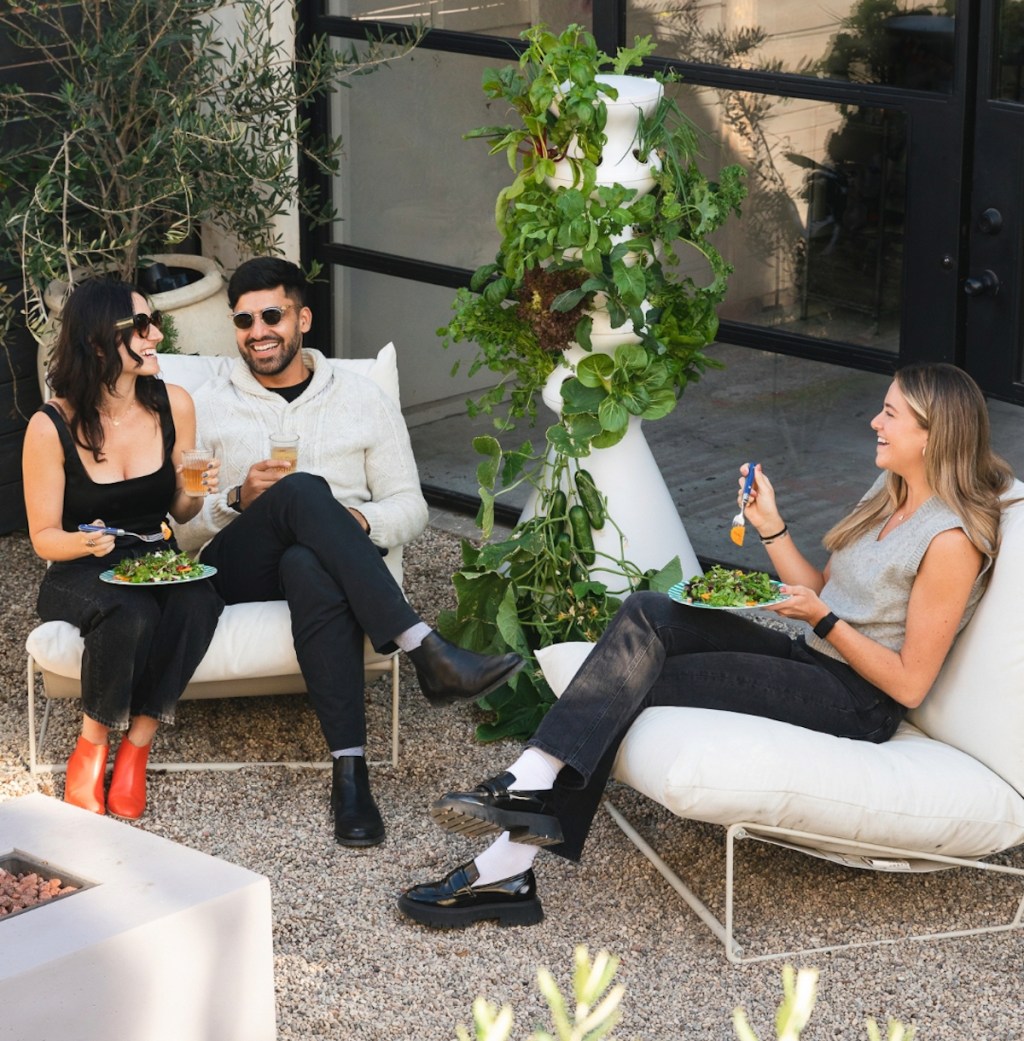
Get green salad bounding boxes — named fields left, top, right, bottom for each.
left=683, top=565, right=781, bottom=607
left=112, top=549, right=202, bottom=583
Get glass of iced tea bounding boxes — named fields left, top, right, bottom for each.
left=269, top=432, right=299, bottom=471
left=181, top=449, right=213, bottom=496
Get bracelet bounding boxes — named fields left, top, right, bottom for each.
left=760, top=524, right=788, bottom=545
left=813, top=611, right=840, bottom=639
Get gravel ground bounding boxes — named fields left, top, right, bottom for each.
left=2, top=527, right=1023, bottom=1040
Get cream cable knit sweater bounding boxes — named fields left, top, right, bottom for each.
left=173, top=349, right=428, bottom=555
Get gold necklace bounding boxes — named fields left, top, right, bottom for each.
left=99, top=397, right=136, bottom=427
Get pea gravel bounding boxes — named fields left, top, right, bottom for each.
left=2, top=527, right=1022, bottom=1040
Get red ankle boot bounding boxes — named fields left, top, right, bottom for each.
left=64, top=736, right=108, bottom=814
left=107, top=738, right=151, bottom=820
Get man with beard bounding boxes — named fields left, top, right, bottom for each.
left=173, top=257, right=522, bottom=847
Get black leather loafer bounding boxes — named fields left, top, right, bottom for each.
left=429, top=771, right=564, bottom=846
left=397, top=860, right=543, bottom=928
left=331, top=755, right=385, bottom=847
left=408, top=632, right=524, bottom=706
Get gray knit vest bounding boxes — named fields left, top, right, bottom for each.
left=806, top=496, right=988, bottom=664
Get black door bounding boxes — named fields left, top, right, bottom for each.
left=962, top=0, right=1024, bottom=404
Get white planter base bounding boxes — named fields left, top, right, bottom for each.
left=0, top=794, right=276, bottom=1041
left=521, top=413, right=701, bottom=590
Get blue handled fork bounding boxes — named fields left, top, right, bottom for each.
left=78, top=523, right=167, bottom=543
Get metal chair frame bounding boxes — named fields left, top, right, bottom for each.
left=604, top=800, right=1024, bottom=964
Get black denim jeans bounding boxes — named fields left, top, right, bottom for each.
left=199, top=473, right=420, bottom=750
left=529, top=591, right=905, bottom=861
left=37, top=545, right=224, bottom=729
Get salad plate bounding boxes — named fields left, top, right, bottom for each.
left=668, top=566, right=789, bottom=611
left=100, top=550, right=216, bottom=585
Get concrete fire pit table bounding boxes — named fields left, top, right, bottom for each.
left=0, top=793, right=276, bottom=1041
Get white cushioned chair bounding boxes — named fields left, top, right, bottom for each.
left=536, top=480, right=1024, bottom=962
left=26, top=344, right=407, bottom=772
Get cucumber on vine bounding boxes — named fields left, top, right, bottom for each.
left=568, top=505, right=596, bottom=564
left=574, top=468, right=605, bottom=529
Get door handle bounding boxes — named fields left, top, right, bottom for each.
left=978, top=208, right=1003, bottom=235
left=963, top=270, right=1000, bottom=296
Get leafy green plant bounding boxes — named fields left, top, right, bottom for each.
left=457, top=949, right=915, bottom=1041
left=440, top=23, right=746, bottom=449
left=0, top=0, right=418, bottom=338
left=437, top=25, right=743, bottom=740
left=438, top=437, right=680, bottom=741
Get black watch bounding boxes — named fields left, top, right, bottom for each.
left=227, top=485, right=243, bottom=513
left=813, top=611, right=840, bottom=639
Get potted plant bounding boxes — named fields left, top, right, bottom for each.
left=436, top=25, right=747, bottom=740
left=0, top=0, right=414, bottom=359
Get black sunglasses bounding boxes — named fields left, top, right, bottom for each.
left=231, top=304, right=293, bottom=330
left=115, top=311, right=163, bottom=337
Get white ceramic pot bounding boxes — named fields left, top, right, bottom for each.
left=38, top=254, right=232, bottom=395
left=546, top=74, right=663, bottom=199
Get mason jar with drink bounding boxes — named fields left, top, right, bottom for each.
left=181, top=448, right=215, bottom=496
left=269, top=432, right=300, bottom=471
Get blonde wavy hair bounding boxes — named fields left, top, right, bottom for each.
left=823, top=363, right=1015, bottom=559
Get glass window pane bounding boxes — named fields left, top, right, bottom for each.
left=325, top=0, right=590, bottom=36
left=664, top=81, right=905, bottom=351
left=331, top=267, right=498, bottom=411
left=626, top=1, right=957, bottom=92
left=996, top=0, right=1024, bottom=101
left=329, top=48, right=507, bottom=267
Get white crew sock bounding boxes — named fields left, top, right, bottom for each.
left=331, top=747, right=364, bottom=759
left=472, top=832, right=539, bottom=887
left=394, top=622, right=432, bottom=653
left=506, top=747, right=563, bottom=792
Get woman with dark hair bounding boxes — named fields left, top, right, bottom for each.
left=399, top=362, right=1016, bottom=928
left=22, top=278, right=223, bottom=819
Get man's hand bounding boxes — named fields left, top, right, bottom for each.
left=240, top=459, right=294, bottom=508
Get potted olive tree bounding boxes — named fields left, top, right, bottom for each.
left=0, top=0, right=414, bottom=358
left=437, top=25, right=746, bottom=740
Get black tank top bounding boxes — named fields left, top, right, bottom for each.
left=41, top=380, right=177, bottom=536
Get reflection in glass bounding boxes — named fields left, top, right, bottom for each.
left=626, top=0, right=956, bottom=92
left=324, top=0, right=590, bottom=36
left=663, top=81, right=905, bottom=349
left=329, top=46, right=508, bottom=268
left=996, top=0, right=1024, bottom=101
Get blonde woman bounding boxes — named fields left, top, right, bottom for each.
left=400, top=362, right=1015, bottom=928
left=23, top=278, right=223, bottom=819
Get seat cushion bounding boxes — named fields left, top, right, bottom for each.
left=27, top=602, right=393, bottom=693
left=536, top=641, right=1024, bottom=861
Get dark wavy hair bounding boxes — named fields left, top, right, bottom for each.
left=46, top=277, right=166, bottom=461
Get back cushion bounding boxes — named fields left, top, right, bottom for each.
left=907, top=480, right=1024, bottom=797
left=157, top=342, right=400, bottom=404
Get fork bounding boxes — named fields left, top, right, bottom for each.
left=78, top=523, right=167, bottom=543
left=729, top=463, right=758, bottom=547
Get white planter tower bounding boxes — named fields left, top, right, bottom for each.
left=521, top=75, right=701, bottom=585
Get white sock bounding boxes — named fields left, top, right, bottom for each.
left=394, top=622, right=432, bottom=653
left=506, top=747, right=563, bottom=792
left=331, top=746, right=364, bottom=758
left=472, top=832, right=539, bottom=887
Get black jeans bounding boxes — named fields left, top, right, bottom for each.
left=529, top=591, right=905, bottom=861
left=37, top=544, right=224, bottom=729
left=199, top=473, right=420, bottom=750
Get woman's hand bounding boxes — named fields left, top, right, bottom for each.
left=738, top=463, right=784, bottom=537
left=80, top=519, right=116, bottom=558
left=765, top=583, right=828, bottom=627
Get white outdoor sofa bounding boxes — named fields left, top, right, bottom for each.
left=537, top=480, right=1024, bottom=962
left=25, top=345, right=407, bottom=773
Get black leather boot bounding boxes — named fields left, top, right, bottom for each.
left=408, top=632, right=524, bottom=706
left=331, top=755, right=385, bottom=847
